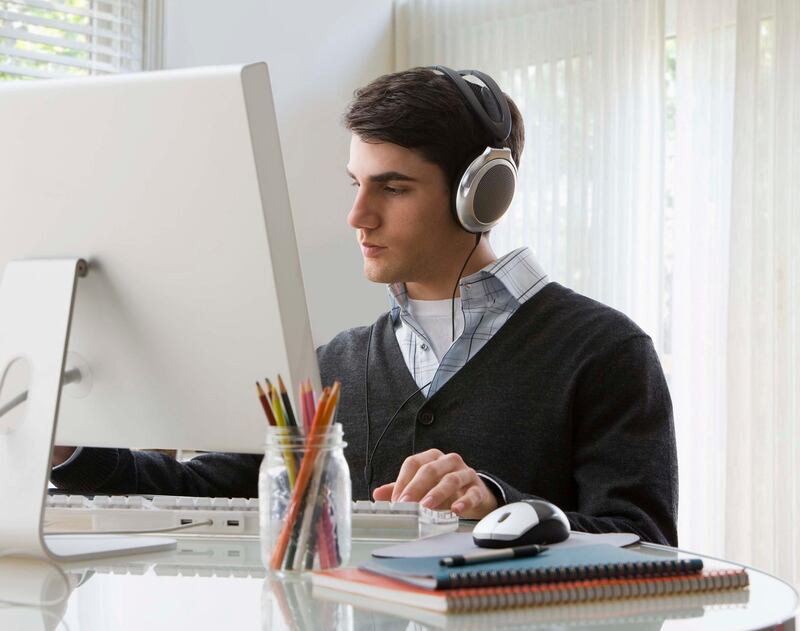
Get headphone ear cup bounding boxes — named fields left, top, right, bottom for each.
left=455, top=147, right=517, bottom=233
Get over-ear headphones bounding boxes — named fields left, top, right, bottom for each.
left=430, top=66, right=517, bottom=234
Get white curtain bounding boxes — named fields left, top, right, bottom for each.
left=670, top=0, right=736, bottom=565
left=724, top=0, right=800, bottom=585
left=396, top=0, right=800, bottom=587
left=672, top=0, right=800, bottom=585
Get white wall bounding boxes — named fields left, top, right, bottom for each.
left=161, top=0, right=394, bottom=344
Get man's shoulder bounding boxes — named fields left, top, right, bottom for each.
left=528, top=282, right=650, bottom=346
left=316, top=313, right=391, bottom=382
left=318, top=322, right=373, bottom=356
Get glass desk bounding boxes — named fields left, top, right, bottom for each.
left=1, top=528, right=796, bottom=631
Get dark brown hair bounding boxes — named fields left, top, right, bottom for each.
left=343, top=67, right=524, bottom=190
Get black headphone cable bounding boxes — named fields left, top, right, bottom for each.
left=363, top=232, right=481, bottom=495
left=451, top=232, right=482, bottom=342
left=362, top=322, right=433, bottom=495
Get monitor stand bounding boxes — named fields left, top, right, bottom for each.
left=0, top=259, right=175, bottom=561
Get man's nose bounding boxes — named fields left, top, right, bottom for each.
left=347, top=188, right=380, bottom=230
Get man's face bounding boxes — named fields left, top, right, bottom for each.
left=347, top=135, right=467, bottom=287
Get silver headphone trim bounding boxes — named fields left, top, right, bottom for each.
left=455, top=147, right=517, bottom=233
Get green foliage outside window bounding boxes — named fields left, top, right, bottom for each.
left=1, top=0, right=121, bottom=80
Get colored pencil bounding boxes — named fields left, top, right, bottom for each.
left=277, top=375, right=298, bottom=428
left=300, top=379, right=338, bottom=570
left=314, top=385, right=340, bottom=566
left=276, top=385, right=330, bottom=570
left=270, top=383, right=340, bottom=570
left=316, top=504, right=332, bottom=569
left=295, top=448, right=328, bottom=569
left=268, top=381, right=286, bottom=427
left=298, top=381, right=309, bottom=435
left=319, top=499, right=337, bottom=568
left=282, top=382, right=329, bottom=569
left=298, top=382, right=307, bottom=435
left=301, top=457, right=339, bottom=570
left=294, top=385, right=341, bottom=569
left=256, top=381, right=277, bottom=426
left=304, top=379, right=316, bottom=432
left=268, top=382, right=297, bottom=489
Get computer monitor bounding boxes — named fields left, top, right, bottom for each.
left=0, top=63, right=320, bottom=559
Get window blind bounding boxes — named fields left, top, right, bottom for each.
left=0, top=0, right=144, bottom=79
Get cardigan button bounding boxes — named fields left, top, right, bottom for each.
left=418, top=410, right=435, bottom=425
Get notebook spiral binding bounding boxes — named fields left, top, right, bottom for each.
left=446, top=558, right=703, bottom=589
left=444, top=569, right=749, bottom=613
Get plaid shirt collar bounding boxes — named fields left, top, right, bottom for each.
left=388, top=247, right=547, bottom=323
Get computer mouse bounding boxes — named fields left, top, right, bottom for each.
left=472, top=499, right=570, bottom=548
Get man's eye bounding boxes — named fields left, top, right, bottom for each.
left=350, top=181, right=360, bottom=188
left=384, top=186, right=405, bottom=195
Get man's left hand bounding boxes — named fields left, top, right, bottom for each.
left=371, top=449, right=499, bottom=519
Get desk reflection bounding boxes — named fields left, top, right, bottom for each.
left=0, top=556, right=77, bottom=631
left=262, top=576, right=353, bottom=631
left=8, top=536, right=755, bottom=631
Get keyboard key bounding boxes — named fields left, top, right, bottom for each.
left=93, top=495, right=111, bottom=508
left=195, top=497, right=213, bottom=509
left=67, top=495, right=90, bottom=508
left=419, top=506, right=458, bottom=524
left=390, top=502, right=418, bottom=514
left=108, top=496, right=127, bottom=508
left=127, top=496, right=145, bottom=509
left=152, top=496, right=177, bottom=509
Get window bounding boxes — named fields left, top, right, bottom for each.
left=0, top=0, right=158, bottom=80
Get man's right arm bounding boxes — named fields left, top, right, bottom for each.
left=50, top=447, right=262, bottom=498
left=52, top=446, right=77, bottom=467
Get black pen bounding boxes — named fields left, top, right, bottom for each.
left=439, top=543, right=548, bottom=567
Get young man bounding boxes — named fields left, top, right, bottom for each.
left=51, top=68, right=678, bottom=545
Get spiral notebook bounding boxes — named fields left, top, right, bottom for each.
left=360, top=543, right=704, bottom=590
left=314, top=578, right=751, bottom=627
left=311, top=565, right=749, bottom=614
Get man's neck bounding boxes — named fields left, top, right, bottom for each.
left=405, top=239, right=497, bottom=300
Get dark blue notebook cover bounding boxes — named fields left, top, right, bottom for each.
left=361, top=543, right=704, bottom=590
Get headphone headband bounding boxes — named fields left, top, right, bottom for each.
left=431, top=66, right=512, bottom=143
left=428, top=65, right=517, bottom=233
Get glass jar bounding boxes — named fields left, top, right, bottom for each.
left=259, top=422, right=351, bottom=573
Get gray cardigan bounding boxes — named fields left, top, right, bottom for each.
left=51, top=282, right=678, bottom=545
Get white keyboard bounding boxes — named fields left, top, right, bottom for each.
left=44, top=494, right=458, bottom=539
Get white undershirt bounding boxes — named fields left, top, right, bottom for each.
left=406, top=297, right=465, bottom=362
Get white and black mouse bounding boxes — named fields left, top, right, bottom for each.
left=472, top=499, right=570, bottom=548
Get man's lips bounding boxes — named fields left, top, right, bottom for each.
left=361, top=243, right=386, bottom=258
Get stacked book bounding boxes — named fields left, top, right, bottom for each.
left=311, top=543, right=749, bottom=615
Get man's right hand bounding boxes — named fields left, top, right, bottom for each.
left=51, top=446, right=76, bottom=468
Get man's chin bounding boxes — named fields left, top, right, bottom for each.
left=363, top=261, right=397, bottom=285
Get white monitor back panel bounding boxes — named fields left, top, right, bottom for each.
left=0, top=64, right=318, bottom=453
